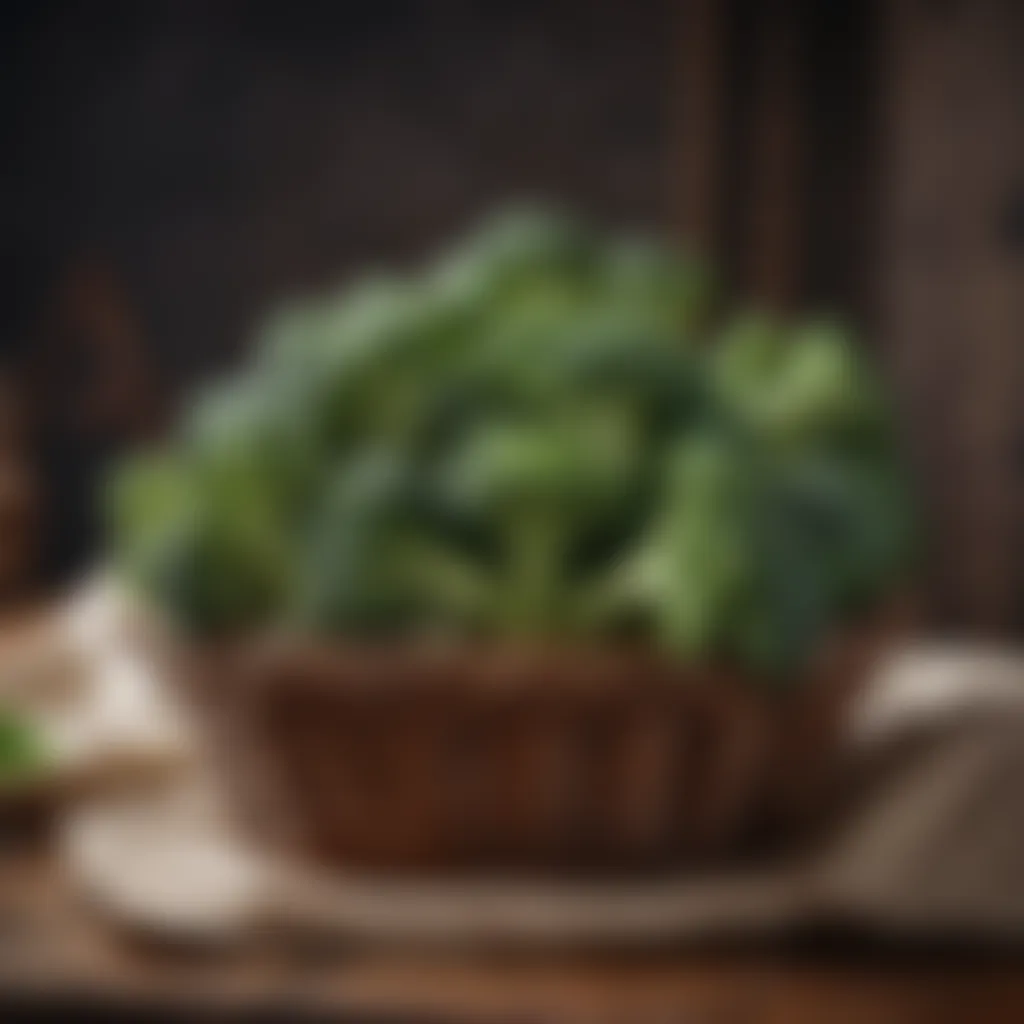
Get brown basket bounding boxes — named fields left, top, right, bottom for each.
left=175, top=608, right=906, bottom=877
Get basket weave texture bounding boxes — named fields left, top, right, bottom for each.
left=178, top=611, right=903, bottom=876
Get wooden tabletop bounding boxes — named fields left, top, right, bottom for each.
left=2, top=835, right=1024, bottom=1024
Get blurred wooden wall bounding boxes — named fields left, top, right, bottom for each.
left=673, top=0, right=1024, bottom=633
left=878, top=0, right=1024, bottom=632
left=672, top=0, right=875, bottom=315
left=1, top=0, right=1023, bottom=631
left=0, top=0, right=671, bottom=583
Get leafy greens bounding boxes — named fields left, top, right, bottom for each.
left=108, top=206, right=915, bottom=678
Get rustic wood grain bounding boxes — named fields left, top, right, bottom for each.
left=2, top=840, right=1024, bottom=1023
left=671, top=0, right=728, bottom=262
left=877, top=0, right=1024, bottom=631
left=741, top=0, right=807, bottom=311
left=950, top=0, right=1024, bottom=632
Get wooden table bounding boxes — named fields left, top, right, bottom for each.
left=3, top=834, right=1024, bottom=1024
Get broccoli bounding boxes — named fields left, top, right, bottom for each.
left=106, top=206, right=915, bottom=674
left=0, top=709, right=47, bottom=785
left=442, top=415, right=637, bottom=635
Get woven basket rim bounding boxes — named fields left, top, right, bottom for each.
left=171, top=594, right=915, bottom=709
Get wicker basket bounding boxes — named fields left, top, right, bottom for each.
left=173, top=606, right=906, bottom=877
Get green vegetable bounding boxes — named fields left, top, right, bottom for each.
left=0, top=710, right=47, bottom=784
left=108, top=447, right=293, bottom=633
left=106, top=205, right=915, bottom=678
left=712, top=315, right=888, bottom=447
left=442, top=414, right=636, bottom=634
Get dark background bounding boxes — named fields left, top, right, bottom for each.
left=0, top=0, right=1021, bottom=632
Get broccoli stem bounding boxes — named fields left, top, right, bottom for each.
left=403, top=539, right=495, bottom=627
left=502, top=512, right=566, bottom=637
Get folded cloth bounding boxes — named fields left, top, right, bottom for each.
left=0, top=574, right=192, bottom=797
left=810, top=647, right=1024, bottom=937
